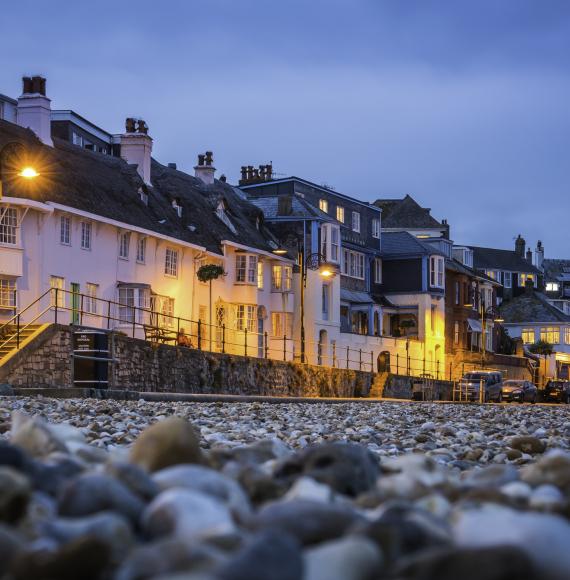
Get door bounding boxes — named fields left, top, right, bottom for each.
left=257, top=317, right=264, bottom=358
left=71, top=283, right=80, bottom=325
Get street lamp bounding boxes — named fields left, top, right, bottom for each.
left=0, top=141, right=40, bottom=200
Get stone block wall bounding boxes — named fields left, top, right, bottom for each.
left=1, top=325, right=373, bottom=398
left=382, top=374, right=454, bottom=400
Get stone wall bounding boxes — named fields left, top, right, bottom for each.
left=382, top=374, right=454, bottom=401
left=1, top=325, right=373, bottom=398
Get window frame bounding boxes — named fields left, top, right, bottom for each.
left=373, top=258, right=382, bottom=284
left=165, top=247, right=179, bottom=277
left=271, top=311, right=293, bottom=338
left=351, top=211, right=360, bottom=233
left=429, top=256, right=445, bottom=289
left=319, top=199, right=328, bottom=213
left=540, top=326, right=560, bottom=345
left=80, top=221, right=92, bottom=250
left=85, top=283, right=98, bottom=314
left=0, top=278, right=16, bottom=309
left=336, top=206, right=345, bottom=223
left=0, top=208, right=18, bottom=246
left=60, top=215, right=71, bottom=246
left=371, top=218, right=380, bottom=239
left=271, top=264, right=293, bottom=292
left=136, top=237, right=146, bottom=264
left=118, top=231, right=130, bottom=260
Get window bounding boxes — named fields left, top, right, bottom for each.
left=235, top=255, right=257, bottom=284
left=80, top=222, right=91, bottom=250
left=321, top=225, right=328, bottom=261
left=372, top=218, right=380, bottom=239
left=49, top=276, right=64, bottom=307
left=342, top=249, right=365, bottom=279
left=455, top=282, right=460, bottom=305
left=72, top=132, right=83, bottom=146
left=85, top=283, right=98, bottom=314
left=165, top=248, right=179, bottom=277
left=236, top=304, right=256, bottom=332
left=454, top=321, right=460, bottom=344
left=257, top=261, right=264, bottom=289
left=546, top=282, right=560, bottom=292
left=519, top=273, right=535, bottom=288
left=118, top=287, right=135, bottom=324
left=373, top=258, right=382, bottom=284
left=272, top=265, right=292, bottom=291
left=540, top=326, right=560, bottom=344
left=60, top=216, right=71, bottom=245
left=429, top=256, right=445, bottom=289
left=0, top=208, right=18, bottom=245
left=319, top=199, right=328, bottom=213
left=351, top=211, right=360, bottom=233
left=272, top=312, right=293, bottom=338
left=331, top=227, right=340, bottom=262
left=0, top=278, right=16, bottom=309
left=119, top=232, right=130, bottom=259
left=485, top=270, right=498, bottom=281
left=565, top=327, right=570, bottom=345
left=136, top=237, right=146, bottom=263
left=521, top=328, right=535, bottom=344
left=336, top=206, right=345, bottom=223
left=504, top=272, right=512, bottom=289
left=322, top=283, right=330, bottom=320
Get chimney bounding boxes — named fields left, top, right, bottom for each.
left=515, top=234, right=525, bottom=257
left=16, top=76, right=53, bottom=146
left=120, top=118, right=153, bottom=185
left=194, top=151, right=215, bottom=184
left=526, top=247, right=532, bottom=263
left=535, top=240, right=544, bottom=272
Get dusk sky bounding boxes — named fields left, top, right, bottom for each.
left=1, top=0, right=568, bottom=255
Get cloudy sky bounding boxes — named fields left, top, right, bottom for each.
left=1, top=0, right=569, bottom=255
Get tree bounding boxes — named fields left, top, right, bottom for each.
left=196, top=264, right=225, bottom=350
left=528, top=339, right=554, bottom=387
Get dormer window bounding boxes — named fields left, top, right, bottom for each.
left=172, top=198, right=182, bottom=218
left=216, top=200, right=237, bottom=234
left=138, top=188, right=148, bottom=206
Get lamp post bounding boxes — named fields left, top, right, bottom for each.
left=0, top=141, right=40, bottom=200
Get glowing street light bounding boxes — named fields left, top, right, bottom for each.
left=18, top=166, right=40, bottom=179
left=0, top=142, right=40, bottom=200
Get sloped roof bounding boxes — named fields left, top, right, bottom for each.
left=380, top=231, right=446, bottom=258
left=248, top=195, right=335, bottom=222
left=500, top=291, right=570, bottom=324
left=374, top=194, right=444, bottom=229
left=543, top=259, right=570, bottom=282
left=471, top=245, right=541, bottom=275
left=0, top=119, right=277, bottom=255
left=446, top=258, right=501, bottom=286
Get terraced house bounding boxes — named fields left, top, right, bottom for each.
left=0, top=76, right=295, bottom=367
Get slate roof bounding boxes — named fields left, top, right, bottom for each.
left=470, top=245, right=541, bottom=275
left=543, top=259, right=570, bottom=282
left=500, top=291, right=570, bottom=324
left=248, top=195, right=335, bottom=222
left=374, top=194, right=444, bottom=229
left=0, top=119, right=278, bottom=255
left=446, top=258, right=500, bottom=286
left=380, top=231, right=446, bottom=259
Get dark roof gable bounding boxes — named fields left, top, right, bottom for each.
left=500, top=291, right=570, bottom=324
left=374, top=194, right=444, bottom=229
left=470, top=245, right=541, bottom=275
left=381, top=231, right=446, bottom=259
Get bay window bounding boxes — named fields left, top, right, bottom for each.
left=342, top=249, right=365, bottom=279
left=235, top=254, right=257, bottom=284
left=429, top=256, right=445, bottom=289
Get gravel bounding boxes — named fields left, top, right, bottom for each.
left=1, top=396, right=570, bottom=579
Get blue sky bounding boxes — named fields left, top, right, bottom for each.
left=1, top=0, right=569, bottom=255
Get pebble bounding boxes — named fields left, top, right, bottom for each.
left=0, top=467, right=31, bottom=523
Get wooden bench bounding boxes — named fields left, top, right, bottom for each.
left=143, top=325, right=178, bottom=344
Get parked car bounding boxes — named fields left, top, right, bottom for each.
left=544, top=380, right=570, bottom=404
left=459, top=371, right=503, bottom=402
left=500, top=380, right=538, bottom=403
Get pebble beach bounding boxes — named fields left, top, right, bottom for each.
left=1, top=397, right=570, bottom=579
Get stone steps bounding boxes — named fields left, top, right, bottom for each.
left=0, top=325, right=43, bottom=366
left=369, top=372, right=389, bottom=398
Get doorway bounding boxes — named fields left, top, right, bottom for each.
left=377, top=351, right=391, bottom=373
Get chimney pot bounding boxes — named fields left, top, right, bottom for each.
left=198, top=154, right=205, bottom=166
left=168, top=163, right=177, bottom=170
left=194, top=151, right=215, bottom=184
left=120, top=117, right=153, bottom=185
left=220, top=174, right=227, bottom=183
left=205, top=151, right=213, bottom=166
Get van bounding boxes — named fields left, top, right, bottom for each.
left=459, top=371, right=503, bottom=402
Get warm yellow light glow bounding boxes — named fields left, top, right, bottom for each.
left=320, top=268, right=334, bottom=278
left=19, top=166, right=40, bottom=179
left=272, top=248, right=288, bottom=255
left=494, top=317, right=505, bottom=324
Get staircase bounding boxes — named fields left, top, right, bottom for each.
left=0, top=324, right=44, bottom=366
left=369, top=372, right=389, bottom=398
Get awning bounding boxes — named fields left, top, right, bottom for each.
left=467, top=318, right=482, bottom=333
left=117, top=282, right=151, bottom=289
left=340, top=289, right=373, bottom=304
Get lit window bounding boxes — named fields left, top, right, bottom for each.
left=540, top=326, right=560, bottom=344
left=454, top=321, right=460, bottom=344
left=236, top=255, right=247, bottom=283
left=374, top=258, right=382, bottom=284
left=136, top=237, right=146, bottom=263
left=0, top=278, right=16, bottom=309
left=0, top=208, right=18, bottom=245
left=546, top=282, right=560, bottom=292
left=429, top=256, right=445, bottom=289
left=336, top=206, right=345, bottom=223
left=319, top=199, right=328, bottom=213
left=272, top=312, right=293, bottom=338
left=351, top=211, right=360, bottom=233
left=565, top=327, right=570, bottom=345
left=519, top=273, right=535, bottom=288
left=272, top=265, right=292, bottom=291
left=523, top=328, right=535, bottom=346
left=80, top=222, right=91, bottom=250
left=372, top=218, right=380, bottom=239
left=257, top=261, right=264, bottom=289
left=60, top=216, right=71, bottom=245
left=247, top=256, right=257, bottom=284
left=236, top=304, right=256, bottom=332
left=49, top=276, right=65, bottom=307
left=85, top=283, right=98, bottom=314
left=119, top=232, right=130, bottom=259
left=165, top=248, right=179, bottom=277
